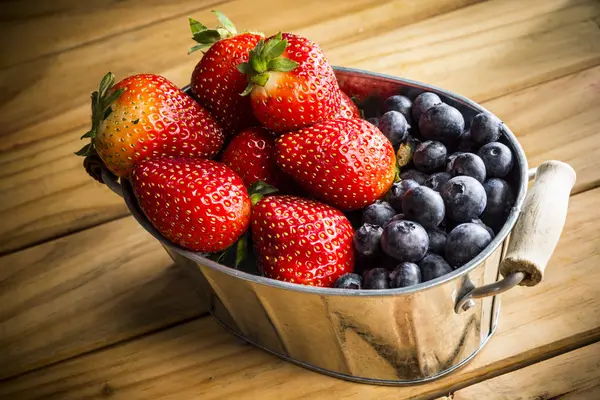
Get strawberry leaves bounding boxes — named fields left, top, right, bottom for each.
left=76, top=72, right=124, bottom=157
left=238, top=32, right=299, bottom=96
left=188, top=11, right=239, bottom=54
left=248, top=180, right=278, bottom=205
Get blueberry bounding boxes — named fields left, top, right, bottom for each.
left=427, top=228, right=447, bottom=254
left=424, top=172, right=452, bottom=192
left=413, top=140, right=447, bottom=172
left=385, top=213, right=405, bottom=226
left=412, top=92, right=442, bottom=124
left=445, top=223, right=493, bottom=267
left=419, top=104, right=465, bottom=142
left=384, top=95, right=413, bottom=126
left=367, top=117, right=380, bottom=127
left=388, top=179, right=419, bottom=212
left=446, top=152, right=466, bottom=173
left=419, top=254, right=452, bottom=281
left=353, top=223, right=383, bottom=257
left=400, top=169, right=430, bottom=185
left=362, top=201, right=396, bottom=227
left=471, top=112, right=503, bottom=144
left=481, top=178, right=515, bottom=232
left=334, top=273, right=363, bottom=289
left=477, top=142, right=513, bottom=178
left=389, top=262, right=422, bottom=288
left=457, top=130, right=479, bottom=152
left=363, top=268, right=390, bottom=289
left=381, top=220, right=429, bottom=262
left=470, top=218, right=495, bottom=238
left=440, top=176, right=487, bottom=222
left=379, top=111, right=410, bottom=147
left=402, top=186, right=445, bottom=229
left=449, top=153, right=486, bottom=183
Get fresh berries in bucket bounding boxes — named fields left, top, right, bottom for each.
left=78, top=14, right=524, bottom=293
left=77, top=73, right=224, bottom=178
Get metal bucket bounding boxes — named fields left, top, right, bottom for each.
left=91, top=67, right=576, bottom=385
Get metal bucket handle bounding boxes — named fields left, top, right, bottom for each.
left=455, top=160, right=576, bottom=313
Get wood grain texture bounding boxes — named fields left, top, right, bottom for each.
left=328, top=0, right=600, bottom=100
left=483, top=65, right=600, bottom=195
left=2, top=186, right=600, bottom=399
left=0, top=0, right=475, bottom=136
left=453, top=342, right=600, bottom=400
left=0, top=0, right=227, bottom=69
left=0, top=217, right=206, bottom=380
left=2, top=0, right=599, bottom=255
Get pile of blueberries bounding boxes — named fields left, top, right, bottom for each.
left=335, top=91, right=516, bottom=290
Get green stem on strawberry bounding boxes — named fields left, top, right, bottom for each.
left=237, top=32, right=299, bottom=96
left=248, top=180, right=278, bottom=205
left=188, top=11, right=262, bottom=54
left=204, top=181, right=277, bottom=267
left=75, top=72, right=124, bottom=157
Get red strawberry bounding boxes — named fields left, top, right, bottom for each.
left=188, top=12, right=262, bottom=136
left=221, top=127, right=289, bottom=190
left=336, top=91, right=360, bottom=119
left=130, top=158, right=251, bottom=253
left=77, top=73, right=224, bottom=178
left=238, top=32, right=341, bottom=132
left=275, top=117, right=396, bottom=210
left=252, top=195, right=354, bottom=287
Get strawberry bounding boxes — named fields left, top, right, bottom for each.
left=77, top=72, right=224, bottom=178
left=238, top=32, right=342, bottom=132
left=221, top=126, right=289, bottom=189
left=275, top=117, right=396, bottom=211
left=130, top=157, right=251, bottom=253
left=336, top=91, right=360, bottom=119
left=188, top=12, right=262, bottom=136
left=252, top=195, right=354, bottom=287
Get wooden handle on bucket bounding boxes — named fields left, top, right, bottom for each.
left=499, top=161, right=576, bottom=286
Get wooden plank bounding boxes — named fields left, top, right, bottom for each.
left=328, top=0, right=600, bottom=102
left=482, top=65, right=600, bottom=194
left=0, top=0, right=480, bottom=254
left=0, top=0, right=477, bottom=137
left=0, top=0, right=227, bottom=69
left=2, top=186, right=599, bottom=399
left=0, top=216, right=206, bottom=380
left=453, top=342, right=600, bottom=399
left=557, top=385, right=600, bottom=400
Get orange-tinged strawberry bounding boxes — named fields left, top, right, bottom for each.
left=188, top=12, right=262, bottom=136
left=77, top=73, right=224, bottom=178
left=336, top=91, right=360, bottom=119
left=275, top=118, right=396, bottom=211
left=131, top=157, right=251, bottom=253
left=221, top=127, right=289, bottom=189
left=252, top=195, right=354, bottom=287
left=238, top=32, right=341, bottom=132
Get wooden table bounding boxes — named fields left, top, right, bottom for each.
left=1, top=0, right=600, bottom=398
